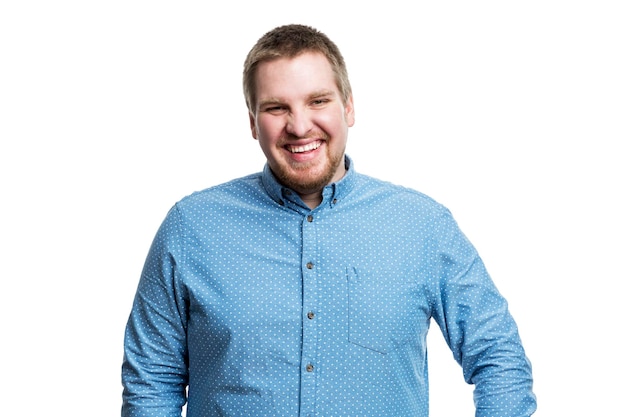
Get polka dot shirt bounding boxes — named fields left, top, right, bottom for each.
left=122, top=156, right=536, bottom=417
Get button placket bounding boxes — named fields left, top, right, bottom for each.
left=299, top=211, right=318, bottom=416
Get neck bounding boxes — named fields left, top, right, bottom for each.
left=298, top=191, right=323, bottom=209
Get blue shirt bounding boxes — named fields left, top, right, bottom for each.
left=122, top=157, right=536, bottom=417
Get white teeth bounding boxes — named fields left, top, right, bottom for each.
left=288, top=141, right=321, bottom=153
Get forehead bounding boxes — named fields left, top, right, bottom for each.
left=254, top=52, right=338, bottom=100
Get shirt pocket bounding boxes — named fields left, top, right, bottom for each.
left=346, top=266, right=414, bottom=354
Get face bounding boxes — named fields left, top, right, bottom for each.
left=249, top=52, right=355, bottom=197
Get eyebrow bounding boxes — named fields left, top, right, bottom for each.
left=258, top=89, right=337, bottom=108
left=307, top=89, right=336, bottom=102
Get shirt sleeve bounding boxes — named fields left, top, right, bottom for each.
left=428, top=210, right=537, bottom=417
left=121, top=205, right=189, bottom=417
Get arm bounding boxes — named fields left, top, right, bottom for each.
left=122, top=205, right=189, bottom=417
left=429, top=211, right=537, bottom=417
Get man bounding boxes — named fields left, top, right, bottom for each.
left=122, top=24, right=536, bottom=417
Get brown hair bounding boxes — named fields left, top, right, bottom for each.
left=243, top=24, right=352, bottom=112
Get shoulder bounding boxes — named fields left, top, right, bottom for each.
left=175, top=172, right=265, bottom=209
left=352, top=172, right=450, bottom=217
left=159, top=173, right=272, bottom=226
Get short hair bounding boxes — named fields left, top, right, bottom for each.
left=243, top=24, right=352, bottom=112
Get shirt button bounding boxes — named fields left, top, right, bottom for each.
left=307, top=311, right=315, bottom=320
left=306, top=262, right=314, bottom=269
left=307, top=215, right=313, bottom=222
left=306, top=364, right=314, bottom=372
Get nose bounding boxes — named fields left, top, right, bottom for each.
left=285, top=109, right=312, bottom=138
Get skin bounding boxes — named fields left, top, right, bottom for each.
left=249, top=52, right=355, bottom=208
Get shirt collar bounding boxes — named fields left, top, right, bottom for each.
left=261, top=155, right=356, bottom=210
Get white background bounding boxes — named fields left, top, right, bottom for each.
left=1, top=1, right=624, bottom=416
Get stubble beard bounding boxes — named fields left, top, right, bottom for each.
left=272, top=143, right=345, bottom=196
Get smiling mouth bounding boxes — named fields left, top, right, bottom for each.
left=287, top=141, right=322, bottom=153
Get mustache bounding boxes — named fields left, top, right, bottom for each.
left=279, top=131, right=330, bottom=144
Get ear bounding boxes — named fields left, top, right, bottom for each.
left=249, top=111, right=258, bottom=139
left=344, top=95, right=355, bottom=127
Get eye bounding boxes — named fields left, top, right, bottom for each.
left=311, top=98, right=329, bottom=106
left=263, top=105, right=287, bottom=114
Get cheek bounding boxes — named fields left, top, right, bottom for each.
left=322, top=115, right=350, bottom=134
left=319, top=107, right=352, bottom=130
left=256, top=117, right=283, bottom=140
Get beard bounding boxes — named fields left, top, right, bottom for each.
left=271, top=141, right=346, bottom=195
